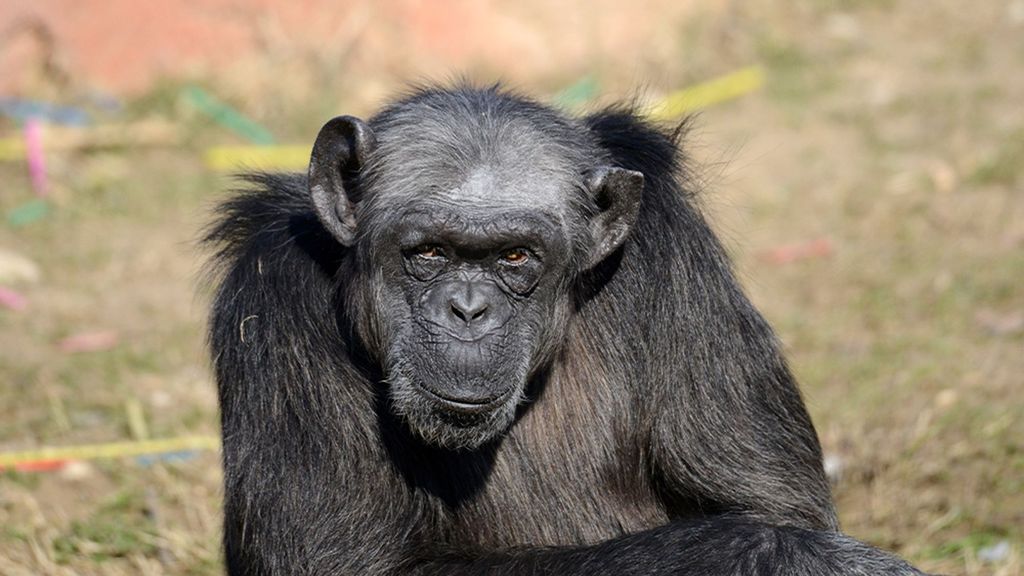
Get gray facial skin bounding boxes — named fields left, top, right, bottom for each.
left=306, top=93, right=638, bottom=449
left=360, top=164, right=588, bottom=449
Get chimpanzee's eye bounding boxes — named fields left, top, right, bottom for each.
left=413, top=245, right=446, bottom=260
left=500, top=248, right=529, bottom=265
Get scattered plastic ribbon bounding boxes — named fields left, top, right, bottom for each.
left=0, top=98, right=91, bottom=126
left=0, top=436, right=221, bottom=470
left=24, top=119, right=48, bottom=196
left=204, top=145, right=310, bottom=171
left=647, top=66, right=765, bottom=120
left=7, top=199, right=49, bottom=227
left=553, top=75, right=600, bottom=110
left=184, top=86, right=276, bottom=145
left=0, top=287, right=28, bottom=310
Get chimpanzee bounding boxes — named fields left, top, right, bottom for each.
left=205, top=83, right=926, bottom=575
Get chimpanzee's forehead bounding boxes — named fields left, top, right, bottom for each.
left=392, top=203, right=562, bottom=235
left=367, top=157, right=581, bottom=217
left=437, top=166, right=567, bottom=210
left=362, top=166, right=575, bottom=248
left=364, top=105, right=590, bottom=216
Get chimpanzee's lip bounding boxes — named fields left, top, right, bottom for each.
left=415, top=383, right=516, bottom=415
left=418, top=322, right=513, bottom=343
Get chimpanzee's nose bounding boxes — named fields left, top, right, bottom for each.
left=449, top=285, right=488, bottom=324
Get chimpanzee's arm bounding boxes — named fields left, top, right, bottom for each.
left=414, top=517, right=925, bottom=575
left=220, top=427, right=411, bottom=575
left=584, top=110, right=838, bottom=531
left=214, top=296, right=417, bottom=574
left=642, top=197, right=839, bottom=530
left=208, top=181, right=416, bottom=575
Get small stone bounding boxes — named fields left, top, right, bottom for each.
left=935, top=389, right=958, bottom=409
left=0, top=248, right=40, bottom=284
left=1009, top=1, right=1024, bottom=25
left=867, top=81, right=896, bottom=108
left=60, top=460, right=95, bottom=481
left=150, top=390, right=173, bottom=409
left=975, top=309, right=1024, bottom=336
left=978, top=540, right=1011, bottom=563
left=825, top=13, right=861, bottom=42
left=823, top=454, right=845, bottom=486
left=928, top=161, right=958, bottom=193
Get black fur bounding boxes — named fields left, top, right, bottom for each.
left=204, top=84, right=926, bottom=575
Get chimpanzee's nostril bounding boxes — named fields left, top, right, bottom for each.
left=449, top=299, right=488, bottom=325
left=447, top=281, right=492, bottom=327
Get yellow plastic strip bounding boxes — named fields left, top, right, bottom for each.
left=204, top=145, right=310, bottom=171
left=0, top=138, right=26, bottom=161
left=0, top=436, right=220, bottom=467
left=647, top=66, right=765, bottom=120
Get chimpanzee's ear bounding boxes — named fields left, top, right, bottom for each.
left=585, top=166, right=644, bottom=268
left=308, top=116, right=376, bottom=246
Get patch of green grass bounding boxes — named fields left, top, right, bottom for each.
left=0, top=470, right=42, bottom=490
left=967, top=131, right=1024, bottom=187
left=2, top=526, right=29, bottom=543
left=52, top=490, right=157, bottom=563
left=181, top=554, right=224, bottom=575
left=921, top=530, right=1015, bottom=560
left=55, top=346, right=162, bottom=392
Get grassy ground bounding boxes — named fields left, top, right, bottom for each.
left=1, top=1, right=1021, bottom=574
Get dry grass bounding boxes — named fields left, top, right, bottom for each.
left=1, top=1, right=1021, bottom=574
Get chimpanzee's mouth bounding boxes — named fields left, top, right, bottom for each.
left=414, top=381, right=517, bottom=415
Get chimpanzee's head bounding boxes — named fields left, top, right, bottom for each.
left=307, top=88, right=643, bottom=449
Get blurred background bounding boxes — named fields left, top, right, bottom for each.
left=0, top=0, right=1021, bottom=574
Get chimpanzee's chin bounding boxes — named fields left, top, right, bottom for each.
left=411, top=399, right=516, bottom=451
left=389, top=373, right=520, bottom=450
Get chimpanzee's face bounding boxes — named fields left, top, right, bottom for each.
left=307, top=111, right=641, bottom=450
left=359, top=167, right=580, bottom=450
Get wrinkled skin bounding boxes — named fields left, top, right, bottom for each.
left=373, top=202, right=573, bottom=448
left=309, top=109, right=641, bottom=449
left=356, top=168, right=639, bottom=447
